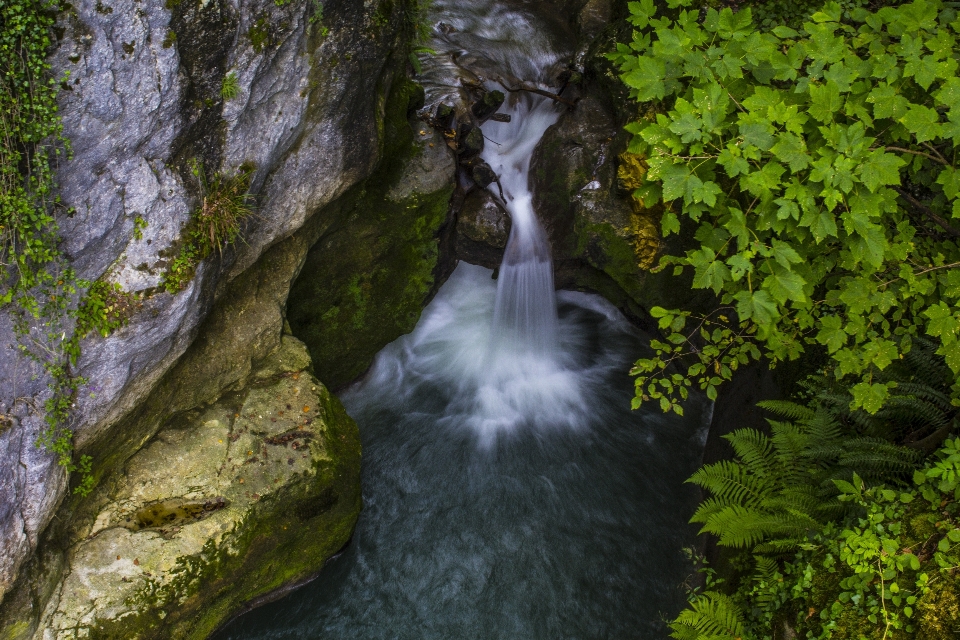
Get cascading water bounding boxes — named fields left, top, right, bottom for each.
left=486, top=94, right=560, bottom=357
left=213, top=1, right=708, bottom=638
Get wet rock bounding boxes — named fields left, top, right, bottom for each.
left=32, top=337, right=361, bottom=639
left=471, top=89, right=505, bottom=121
left=470, top=160, right=498, bottom=189
left=459, top=125, right=485, bottom=158
left=577, top=0, right=611, bottom=38
left=435, top=103, right=455, bottom=128
left=407, top=83, right=426, bottom=116
left=287, top=79, right=457, bottom=391
left=456, top=190, right=511, bottom=269
left=530, top=95, right=661, bottom=316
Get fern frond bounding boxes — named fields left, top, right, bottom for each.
left=769, top=421, right=810, bottom=484
left=837, top=448, right=920, bottom=476
left=757, top=399, right=816, bottom=421
left=724, top=429, right=775, bottom=480
left=889, top=382, right=953, bottom=411
left=670, top=592, right=745, bottom=640
left=700, top=506, right=815, bottom=549
left=689, top=460, right=769, bottom=510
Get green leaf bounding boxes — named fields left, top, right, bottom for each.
left=809, top=81, right=844, bottom=123
left=622, top=56, right=667, bottom=101
left=850, top=381, right=890, bottom=414
left=868, top=83, right=910, bottom=120
left=690, top=247, right=731, bottom=293
left=734, top=289, right=779, bottom=324
left=718, top=148, right=750, bottom=178
left=800, top=208, right=838, bottom=242
left=771, top=133, right=811, bottom=172
left=770, top=239, right=802, bottom=268
left=817, top=315, right=847, bottom=353
left=935, top=76, right=960, bottom=114
left=858, top=150, right=905, bottom=192
left=772, top=26, right=799, bottom=38
left=899, top=104, right=943, bottom=143
left=763, top=265, right=807, bottom=305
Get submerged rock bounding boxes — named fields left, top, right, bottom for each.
left=35, top=337, right=361, bottom=639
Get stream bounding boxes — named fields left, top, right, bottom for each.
left=214, top=1, right=707, bottom=637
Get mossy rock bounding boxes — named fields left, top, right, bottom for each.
left=287, top=77, right=456, bottom=389
left=36, top=337, right=361, bottom=639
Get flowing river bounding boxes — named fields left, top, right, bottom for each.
left=214, top=1, right=707, bottom=637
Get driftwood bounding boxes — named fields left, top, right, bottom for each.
left=490, top=74, right=578, bottom=107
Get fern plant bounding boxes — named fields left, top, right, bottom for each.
left=670, top=592, right=746, bottom=640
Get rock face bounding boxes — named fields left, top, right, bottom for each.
left=286, top=80, right=457, bottom=390
left=529, top=92, right=663, bottom=320
left=0, top=0, right=439, bottom=631
left=35, top=337, right=361, bottom=639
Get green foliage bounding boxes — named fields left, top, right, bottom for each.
left=162, top=160, right=254, bottom=293
left=673, top=363, right=960, bottom=638
left=309, top=0, right=326, bottom=30
left=133, top=213, right=147, bottom=241
left=671, top=591, right=746, bottom=640
left=248, top=17, right=270, bottom=53
left=1, top=0, right=66, bottom=304
left=0, top=0, right=108, bottom=494
left=750, top=0, right=888, bottom=32
left=221, top=72, right=240, bottom=100
left=611, top=0, right=960, bottom=414
left=75, top=280, right=139, bottom=338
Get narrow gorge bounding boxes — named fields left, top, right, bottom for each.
left=1, top=0, right=704, bottom=636
left=9, top=0, right=956, bottom=638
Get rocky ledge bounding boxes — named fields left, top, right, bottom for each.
left=31, top=337, right=360, bottom=640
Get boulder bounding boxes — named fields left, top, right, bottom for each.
left=455, top=190, right=511, bottom=269
left=530, top=94, right=666, bottom=319
left=459, top=125, right=485, bottom=158
left=32, top=337, right=361, bottom=639
left=470, top=160, right=498, bottom=189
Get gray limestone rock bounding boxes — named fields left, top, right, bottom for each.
left=0, top=0, right=410, bottom=611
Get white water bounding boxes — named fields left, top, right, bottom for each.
left=486, top=95, right=561, bottom=359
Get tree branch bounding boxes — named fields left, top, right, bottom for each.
left=884, top=146, right=951, bottom=166
left=894, top=186, right=960, bottom=238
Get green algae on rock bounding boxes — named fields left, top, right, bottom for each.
left=33, top=337, right=360, bottom=640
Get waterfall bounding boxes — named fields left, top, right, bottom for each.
left=483, top=95, right=560, bottom=357
left=212, top=1, right=709, bottom=638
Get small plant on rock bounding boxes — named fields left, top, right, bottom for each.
left=162, top=160, right=254, bottom=293
left=221, top=72, right=240, bottom=100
